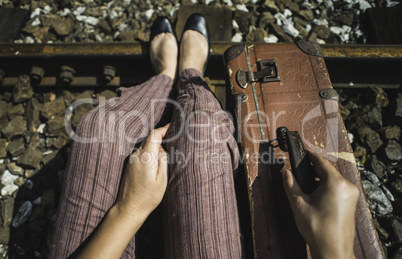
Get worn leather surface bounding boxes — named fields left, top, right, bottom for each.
left=224, top=43, right=384, bottom=259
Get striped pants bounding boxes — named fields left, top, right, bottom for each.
left=49, top=69, right=242, bottom=258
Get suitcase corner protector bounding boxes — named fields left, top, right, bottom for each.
left=223, top=44, right=246, bottom=64
left=295, top=40, right=323, bottom=57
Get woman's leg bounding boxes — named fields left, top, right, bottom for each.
left=163, top=68, right=242, bottom=258
left=49, top=75, right=174, bottom=258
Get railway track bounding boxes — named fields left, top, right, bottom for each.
left=0, top=42, right=401, bottom=257
left=1, top=43, right=401, bottom=107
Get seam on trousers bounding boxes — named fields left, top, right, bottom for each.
left=188, top=71, right=202, bottom=259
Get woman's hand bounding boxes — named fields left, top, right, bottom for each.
left=282, top=150, right=359, bottom=259
left=115, top=123, right=170, bottom=217
left=77, top=124, right=170, bottom=259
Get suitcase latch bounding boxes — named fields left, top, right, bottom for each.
left=236, top=59, right=280, bottom=89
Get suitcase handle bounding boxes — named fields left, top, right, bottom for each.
left=276, top=127, right=318, bottom=194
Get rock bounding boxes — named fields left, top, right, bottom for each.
left=75, top=90, right=93, bottom=100
left=46, top=116, right=66, bottom=136
left=274, top=13, right=299, bottom=38
left=395, top=98, right=402, bottom=119
left=381, top=185, right=394, bottom=201
left=384, top=140, right=402, bottom=162
left=117, top=30, right=136, bottom=42
left=1, top=170, right=19, bottom=196
left=0, top=101, right=7, bottom=119
left=6, top=138, right=25, bottom=157
left=293, top=16, right=309, bottom=28
left=26, top=97, right=42, bottom=132
left=28, top=132, right=40, bottom=149
left=41, top=188, right=55, bottom=208
left=246, top=28, right=268, bottom=42
left=367, top=155, right=386, bottom=179
left=7, top=103, right=25, bottom=120
left=299, top=9, right=314, bottom=21
left=12, top=201, right=33, bottom=228
left=1, top=197, right=14, bottom=227
left=293, top=22, right=308, bottom=38
left=281, top=0, right=299, bottom=12
left=25, top=169, right=38, bottom=178
left=358, top=127, right=383, bottom=153
left=2, top=92, right=12, bottom=102
left=232, top=33, right=243, bottom=42
left=313, top=25, right=331, bottom=39
left=360, top=169, right=380, bottom=185
left=76, top=15, right=99, bottom=26
left=0, top=139, right=7, bottom=158
left=263, top=0, right=279, bottom=13
left=1, top=116, right=27, bottom=140
left=99, top=19, right=112, bottom=34
left=259, top=12, right=275, bottom=29
left=17, top=149, right=43, bottom=169
left=264, top=34, right=279, bottom=43
left=308, top=31, right=318, bottom=42
left=96, top=90, right=117, bottom=105
left=394, top=246, right=402, bottom=259
left=347, top=104, right=382, bottom=131
left=61, top=91, right=75, bottom=107
left=7, top=162, right=24, bottom=176
left=353, top=145, right=367, bottom=158
left=342, top=99, right=355, bottom=111
left=0, top=114, right=9, bottom=130
left=71, top=101, right=94, bottom=128
left=85, top=6, right=103, bottom=16
left=0, top=226, right=10, bottom=244
left=14, top=176, right=26, bottom=187
left=390, top=178, right=402, bottom=195
left=364, top=86, right=389, bottom=107
left=362, top=180, right=393, bottom=215
left=270, top=23, right=293, bottom=42
left=135, top=30, right=148, bottom=42
left=334, top=11, right=354, bottom=26
left=373, top=219, right=389, bottom=240
left=110, top=14, right=128, bottom=30
left=52, top=134, right=70, bottom=149
left=41, top=151, right=57, bottom=166
left=234, top=10, right=256, bottom=33
left=384, top=126, right=401, bottom=141
left=51, top=17, right=74, bottom=36
left=13, top=75, right=33, bottom=103
left=338, top=102, right=350, bottom=120
left=392, top=219, right=402, bottom=243
left=41, top=98, right=66, bottom=120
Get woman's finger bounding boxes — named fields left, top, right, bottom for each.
left=143, top=124, right=171, bottom=153
left=282, top=169, right=307, bottom=207
left=157, top=148, right=168, bottom=181
left=307, top=149, right=338, bottom=182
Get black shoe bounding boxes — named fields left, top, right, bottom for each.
left=181, top=13, right=210, bottom=75
left=150, top=17, right=176, bottom=42
left=150, top=17, right=176, bottom=73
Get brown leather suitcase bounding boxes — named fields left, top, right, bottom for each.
left=224, top=42, right=384, bottom=259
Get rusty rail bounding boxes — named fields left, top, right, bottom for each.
left=1, top=43, right=402, bottom=58
left=0, top=43, right=401, bottom=89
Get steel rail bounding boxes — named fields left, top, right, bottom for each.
left=1, top=43, right=402, bottom=58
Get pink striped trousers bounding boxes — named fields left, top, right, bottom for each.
left=49, top=69, right=242, bottom=258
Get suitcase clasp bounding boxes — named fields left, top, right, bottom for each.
left=236, top=59, right=280, bottom=89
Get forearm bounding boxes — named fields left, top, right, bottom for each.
left=76, top=204, right=148, bottom=259
left=310, top=242, right=356, bottom=259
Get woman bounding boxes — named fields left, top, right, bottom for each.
left=49, top=14, right=359, bottom=259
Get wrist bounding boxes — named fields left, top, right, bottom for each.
left=110, top=203, right=149, bottom=227
left=114, top=197, right=153, bottom=217
left=310, top=244, right=355, bottom=259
